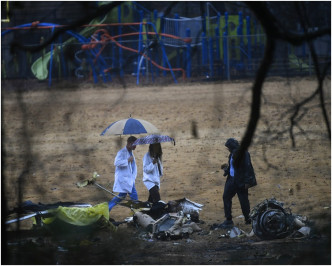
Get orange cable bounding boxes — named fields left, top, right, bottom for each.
left=84, top=31, right=186, bottom=79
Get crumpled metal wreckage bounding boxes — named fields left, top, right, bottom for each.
left=249, top=198, right=310, bottom=240
left=77, top=173, right=310, bottom=240
left=8, top=197, right=311, bottom=241
left=211, top=198, right=311, bottom=240
left=121, top=197, right=310, bottom=241
left=131, top=198, right=203, bottom=240
left=134, top=212, right=202, bottom=240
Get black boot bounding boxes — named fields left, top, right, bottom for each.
left=218, top=220, right=234, bottom=229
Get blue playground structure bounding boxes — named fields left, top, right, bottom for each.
left=2, top=2, right=324, bottom=86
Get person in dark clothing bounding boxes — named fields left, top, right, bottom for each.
left=219, top=138, right=257, bottom=229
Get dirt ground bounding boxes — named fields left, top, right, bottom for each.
left=2, top=76, right=331, bottom=264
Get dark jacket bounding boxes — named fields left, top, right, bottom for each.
left=224, top=150, right=257, bottom=188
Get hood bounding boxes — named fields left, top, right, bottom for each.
left=225, top=138, right=239, bottom=152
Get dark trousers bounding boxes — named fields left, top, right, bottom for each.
left=148, top=185, right=161, bottom=203
left=223, top=177, right=250, bottom=220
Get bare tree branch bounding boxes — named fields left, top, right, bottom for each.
left=236, top=1, right=330, bottom=164
left=235, top=34, right=275, bottom=166
left=246, top=2, right=331, bottom=46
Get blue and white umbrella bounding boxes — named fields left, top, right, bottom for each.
left=133, top=134, right=175, bottom=146
left=100, top=117, right=159, bottom=136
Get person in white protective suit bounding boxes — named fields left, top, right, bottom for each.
left=108, top=136, right=138, bottom=211
left=143, top=143, right=163, bottom=203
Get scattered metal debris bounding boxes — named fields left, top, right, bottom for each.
left=228, top=227, right=242, bottom=238
left=131, top=198, right=203, bottom=240
left=297, top=226, right=311, bottom=236
left=250, top=198, right=310, bottom=240
left=167, top=198, right=203, bottom=215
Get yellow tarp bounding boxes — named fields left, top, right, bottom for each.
left=41, top=202, right=109, bottom=226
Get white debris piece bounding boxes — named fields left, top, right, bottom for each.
left=177, top=198, right=204, bottom=214
left=229, top=227, right=242, bottom=238
left=297, top=226, right=311, bottom=236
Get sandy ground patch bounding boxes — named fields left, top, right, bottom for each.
left=2, top=77, right=331, bottom=264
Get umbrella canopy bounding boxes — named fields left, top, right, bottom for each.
left=133, top=134, right=175, bottom=146
left=100, top=117, right=159, bottom=136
